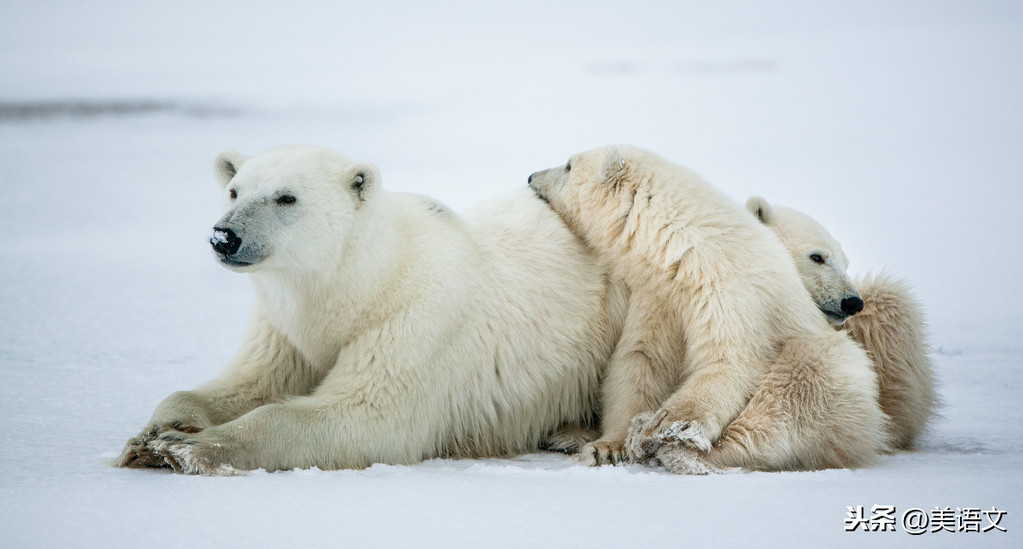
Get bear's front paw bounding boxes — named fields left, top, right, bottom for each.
left=578, top=439, right=629, bottom=466
left=115, top=421, right=206, bottom=469
left=624, top=411, right=665, bottom=461
left=147, top=431, right=243, bottom=476
left=116, top=426, right=167, bottom=469
left=638, top=409, right=714, bottom=453
left=654, top=443, right=734, bottom=475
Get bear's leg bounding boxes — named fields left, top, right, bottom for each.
left=117, top=390, right=221, bottom=469
left=579, top=347, right=664, bottom=465
left=117, top=384, right=277, bottom=469
left=580, top=300, right=676, bottom=466
left=635, top=333, right=888, bottom=473
left=629, top=290, right=782, bottom=455
left=117, top=314, right=320, bottom=468
left=636, top=359, right=759, bottom=455
left=142, top=351, right=445, bottom=474
left=144, top=392, right=431, bottom=474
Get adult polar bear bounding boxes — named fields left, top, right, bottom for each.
left=117, top=146, right=627, bottom=475
left=529, top=145, right=889, bottom=473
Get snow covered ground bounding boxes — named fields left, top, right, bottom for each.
left=1, top=2, right=1020, bottom=547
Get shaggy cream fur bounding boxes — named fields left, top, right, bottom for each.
left=530, top=145, right=889, bottom=473
left=748, top=197, right=937, bottom=450
left=117, top=146, right=628, bottom=474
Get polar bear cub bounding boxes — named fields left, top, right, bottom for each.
left=529, top=145, right=889, bottom=472
left=747, top=196, right=937, bottom=449
left=745, top=197, right=863, bottom=325
left=116, top=145, right=627, bottom=474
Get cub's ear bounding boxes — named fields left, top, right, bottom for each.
left=213, top=149, right=248, bottom=188
left=344, top=162, right=381, bottom=203
left=603, top=149, right=628, bottom=187
left=746, top=196, right=774, bottom=225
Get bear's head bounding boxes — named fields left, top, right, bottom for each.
left=746, top=196, right=863, bottom=325
left=527, top=145, right=658, bottom=256
left=209, top=146, right=381, bottom=273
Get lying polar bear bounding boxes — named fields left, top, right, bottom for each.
left=746, top=196, right=937, bottom=450
left=543, top=196, right=937, bottom=460
left=529, top=145, right=889, bottom=473
left=117, top=146, right=628, bottom=474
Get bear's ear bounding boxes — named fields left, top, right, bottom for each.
left=746, top=196, right=774, bottom=225
left=603, top=149, right=628, bottom=188
left=344, top=162, right=381, bottom=203
left=213, top=149, right=248, bottom=188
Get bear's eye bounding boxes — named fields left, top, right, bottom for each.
left=810, top=253, right=825, bottom=264
left=228, top=188, right=237, bottom=200
left=276, top=194, right=297, bottom=205
left=565, top=161, right=572, bottom=172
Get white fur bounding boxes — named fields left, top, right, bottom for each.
left=746, top=196, right=861, bottom=325
left=844, top=273, right=938, bottom=449
left=117, top=146, right=628, bottom=474
left=529, top=145, right=889, bottom=472
left=747, top=197, right=937, bottom=450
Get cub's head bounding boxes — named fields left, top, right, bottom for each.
left=210, top=146, right=381, bottom=273
left=746, top=196, right=862, bottom=325
left=528, top=145, right=653, bottom=253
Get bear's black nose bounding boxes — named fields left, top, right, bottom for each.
left=528, top=172, right=535, bottom=184
left=210, top=227, right=242, bottom=256
left=841, top=296, right=864, bottom=316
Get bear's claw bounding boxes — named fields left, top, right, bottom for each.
left=578, top=440, right=629, bottom=466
